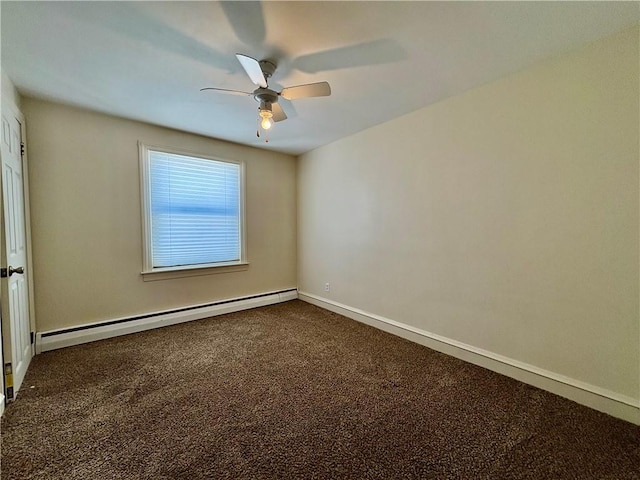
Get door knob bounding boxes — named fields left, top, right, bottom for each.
left=8, top=266, right=24, bottom=276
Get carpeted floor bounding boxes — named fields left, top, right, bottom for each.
left=1, top=300, right=638, bottom=479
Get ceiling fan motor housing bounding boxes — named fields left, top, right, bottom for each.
left=254, top=88, right=278, bottom=105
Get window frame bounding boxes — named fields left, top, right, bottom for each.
left=138, top=142, right=248, bottom=280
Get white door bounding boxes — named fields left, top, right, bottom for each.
left=1, top=110, right=31, bottom=396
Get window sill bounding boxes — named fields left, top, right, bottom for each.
left=141, top=262, right=249, bottom=282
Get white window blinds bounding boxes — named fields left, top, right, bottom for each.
left=148, top=150, right=241, bottom=268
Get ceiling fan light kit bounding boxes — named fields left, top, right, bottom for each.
left=201, top=53, right=332, bottom=142
left=258, top=102, right=273, bottom=130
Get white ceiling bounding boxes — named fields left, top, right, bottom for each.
left=2, top=1, right=638, bottom=156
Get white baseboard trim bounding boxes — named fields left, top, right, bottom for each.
left=36, top=289, right=298, bottom=354
left=298, top=291, right=640, bottom=425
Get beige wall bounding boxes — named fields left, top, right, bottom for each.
left=298, top=27, right=639, bottom=402
left=23, top=98, right=297, bottom=332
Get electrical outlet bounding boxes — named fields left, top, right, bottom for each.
left=324, top=282, right=330, bottom=292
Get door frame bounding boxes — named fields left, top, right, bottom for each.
left=1, top=99, right=36, bottom=403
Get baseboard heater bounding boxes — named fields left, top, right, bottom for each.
left=36, top=288, right=298, bottom=354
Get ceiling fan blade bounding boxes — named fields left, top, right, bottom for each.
left=200, top=87, right=252, bottom=96
left=272, top=102, right=287, bottom=122
left=280, top=82, right=331, bottom=100
left=236, top=53, right=267, bottom=88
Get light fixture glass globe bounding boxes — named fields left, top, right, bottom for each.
left=261, top=117, right=272, bottom=130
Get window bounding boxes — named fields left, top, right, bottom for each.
left=139, top=143, right=246, bottom=277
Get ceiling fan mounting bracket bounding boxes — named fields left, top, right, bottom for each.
left=259, top=60, right=277, bottom=79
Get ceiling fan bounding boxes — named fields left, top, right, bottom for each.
left=201, top=54, right=331, bottom=134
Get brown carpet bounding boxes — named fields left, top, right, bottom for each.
left=1, top=300, right=638, bottom=479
